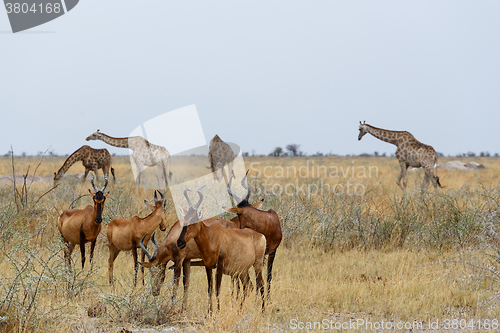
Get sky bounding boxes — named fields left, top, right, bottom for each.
left=1, top=1, right=499, bottom=157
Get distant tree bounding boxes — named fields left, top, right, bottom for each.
left=286, top=144, right=300, bottom=157
left=467, top=151, right=476, bottom=157
left=381, top=152, right=387, bottom=157
left=437, top=152, right=444, bottom=157
left=495, top=153, right=499, bottom=157
left=272, top=147, right=283, bottom=157
left=243, top=152, right=249, bottom=157
left=374, top=151, right=379, bottom=157
left=480, top=151, right=491, bottom=157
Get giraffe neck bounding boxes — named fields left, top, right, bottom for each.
left=366, top=125, right=402, bottom=146
left=56, top=149, right=83, bottom=176
left=98, top=133, right=129, bottom=148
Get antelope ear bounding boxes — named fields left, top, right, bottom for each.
left=251, top=199, right=264, bottom=209
left=178, top=206, right=187, bottom=217
left=223, top=206, right=243, bottom=214
left=144, top=200, right=154, bottom=210
left=88, top=189, right=92, bottom=195
left=139, top=262, right=154, bottom=268
left=104, top=191, right=110, bottom=198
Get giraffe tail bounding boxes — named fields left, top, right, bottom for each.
left=110, top=167, right=116, bottom=181
left=433, top=163, right=443, bottom=188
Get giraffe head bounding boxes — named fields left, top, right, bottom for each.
left=53, top=171, right=62, bottom=183
left=358, top=121, right=369, bottom=140
left=86, top=129, right=103, bottom=141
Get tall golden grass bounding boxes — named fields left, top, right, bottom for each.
left=0, top=155, right=499, bottom=332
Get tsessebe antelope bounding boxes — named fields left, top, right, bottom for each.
left=58, top=174, right=109, bottom=269
left=225, top=170, right=282, bottom=300
left=106, top=190, right=167, bottom=286
left=175, top=187, right=266, bottom=312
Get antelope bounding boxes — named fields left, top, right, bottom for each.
left=225, top=170, right=282, bottom=300
left=175, top=186, right=267, bottom=312
left=140, top=214, right=238, bottom=310
left=106, top=190, right=168, bottom=286
left=58, top=174, right=109, bottom=269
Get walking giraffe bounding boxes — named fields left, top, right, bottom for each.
left=208, top=134, right=235, bottom=182
left=54, top=145, right=115, bottom=184
left=358, top=122, right=442, bottom=191
left=85, top=130, right=171, bottom=190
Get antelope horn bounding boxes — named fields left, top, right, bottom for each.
left=183, top=188, right=193, bottom=208
left=154, top=190, right=158, bottom=202
left=227, top=176, right=242, bottom=203
left=241, top=170, right=251, bottom=202
left=158, top=190, right=165, bottom=201
left=151, top=232, right=159, bottom=260
left=90, top=173, right=98, bottom=192
left=194, top=185, right=206, bottom=210
left=140, top=232, right=159, bottom=262
left=100, top=175, right=108, bottom=192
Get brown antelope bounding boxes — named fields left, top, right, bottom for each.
left=58, top=174, right=109, bottom=269
left=175, top=187, right=266, bottom=312
left=225, top=170, right=282, bottom=300
left=106, top=190, right=168, bottom=286
left=140, top=214, right=238, bottom=310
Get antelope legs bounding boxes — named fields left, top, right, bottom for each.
left=266, top=250, right=277, bottom=301
left=108, top=245, right=120, bottom=285
left=63, top=240, right=76, bottom=268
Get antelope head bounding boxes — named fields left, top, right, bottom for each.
left=88, top=173, right=109, bottom=224
left=143, top=190, right=168, bottom=231
left=358, top=121, right=369, bottom=141
left=176, top=186, right=205, bottom=249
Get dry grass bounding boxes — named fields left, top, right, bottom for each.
left=0, top=155, right=499, bottom=332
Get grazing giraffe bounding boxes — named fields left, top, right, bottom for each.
left=86, top=130, right=171, bottom=190
left=208, top=135, right=235, bottom=182
left=358, top=122, right=442, bottom=191
left=54, top=145, right=115, bottom=184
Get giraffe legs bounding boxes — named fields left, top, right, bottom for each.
left=396, top=162, right=408, bottom=192
left=83, top=168, right=90, bottom=184
left=423, top=167, right=441, bottom=190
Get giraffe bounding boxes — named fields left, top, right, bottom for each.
left=358, top=121, right=442, bottom=191
left=54, top=145, right=115, bottom=184
left=85, top=130, right=171, bottom=190
left=208, top=134, right=235, bottom=182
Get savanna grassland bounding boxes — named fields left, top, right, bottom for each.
left=1, top=155, right=500, bottom=332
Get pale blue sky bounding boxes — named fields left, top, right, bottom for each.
left=1, top=1, right=499, bottom=157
